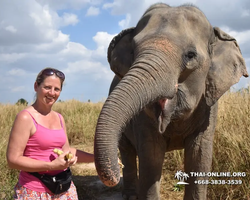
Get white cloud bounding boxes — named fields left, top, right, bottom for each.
left=65, top=60, right=94, bottom=74
left=0, top=1, right=71, bottom=49
left=61, top=13, right=79, bottom=26
left=65, top=60, right=110, bottom=77
left=60, top=42, right=91, bottom=58
left=102, top=3, right=113, bottom=10
left=118, top=14, right=131, bottom=29
left=29, top=5, right=52, bottom=27
left=10, top=86, right=26, bottom=92
left=34, top=31, right=69, bottom=52
left=5, top=25, right=17, bottom=33
left=0, top=53, right=26, bottom=63
left=219, top=27, right=250, bottom=45
left=232, top=31, right=250, bottom=46
left=241, top=9, right=250, bottom=17
left=35, top=0, right=91, bottom=10
left=93, top=32, right=115, bottom=47
left=92, top=32, right=116, bottom=58
left=7, top=69, right=26, bottom=76
left=86, top=6, right=100, bottom=16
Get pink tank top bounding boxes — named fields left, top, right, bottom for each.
left=18, top=110, right=67, bottom=193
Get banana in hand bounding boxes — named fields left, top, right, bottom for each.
left=53, top=148, right=73, bottom=161
left=53, top=148, right=63, bottom=155
left=118, top=158, right=124, bottom=168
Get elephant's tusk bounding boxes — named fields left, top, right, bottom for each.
left=175, top=83, right=178, bottom=91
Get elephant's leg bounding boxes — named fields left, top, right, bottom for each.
left=183, top=133, right=213, bottom=200
left=183, top=105, right=217, bottom=200
left=138, top=134, right=166, bottom=200
left=119, top=133, right=138, bottom=199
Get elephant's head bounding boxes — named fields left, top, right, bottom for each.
left=94, top=3, right=248, bottom=187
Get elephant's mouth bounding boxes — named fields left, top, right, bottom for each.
left=144, top=96, right=177, bottom=134
left=143, top=84, right=180, bottom=133
left=157, top=97, right=177, bottom=133
left=146, top=87, right=191, bottom=134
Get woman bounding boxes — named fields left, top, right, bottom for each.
left=6, top=68, right=94, bottom=199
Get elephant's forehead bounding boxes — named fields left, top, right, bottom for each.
left=144, top=5, right=207, bottom=23
left=137, top=37, right=177, bottom=55
left=137, top=5, right=211, bottom=37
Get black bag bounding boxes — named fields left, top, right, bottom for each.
left=29, top=168, right=72, bottom=195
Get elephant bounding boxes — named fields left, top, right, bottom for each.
left=94, top=3, right=249, bottom=200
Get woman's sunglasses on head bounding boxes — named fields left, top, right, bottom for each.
left=42, top=69, right=65, bottom=81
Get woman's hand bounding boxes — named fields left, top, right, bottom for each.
left=51, top=151, right=78, bottom=170
left=65, top=151, right=78, bottom=167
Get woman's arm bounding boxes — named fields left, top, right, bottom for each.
left=70, top=147, right=94, bottom=163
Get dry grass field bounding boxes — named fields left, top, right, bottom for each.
left=0, top=91, right=249, bottom=199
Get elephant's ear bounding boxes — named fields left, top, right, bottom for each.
left=205, top=27, right=249, bottom=106
left=107, top=27, right=135, bottom=79
left=108, top=75, right=121, bottom=95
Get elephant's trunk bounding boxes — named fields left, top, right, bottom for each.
left=94, top=51, right=179, bottom=187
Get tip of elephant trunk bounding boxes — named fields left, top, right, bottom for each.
left=102, top=176, right=120, bottom=187
left=94, top=159, right=121, bottom=187
left=96, top=169, right=121, bottom=187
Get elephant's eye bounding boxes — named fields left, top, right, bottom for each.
left=186, top=51, right=196, bottom=59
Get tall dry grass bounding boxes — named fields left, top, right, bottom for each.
left=0, top=91, right=249, bottom=199
left=209, top=90, right=250, bottom=199
left=0, top=103, right=28, bottom=199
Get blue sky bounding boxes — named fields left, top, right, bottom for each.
left=0, top=0, right=249, bottom=104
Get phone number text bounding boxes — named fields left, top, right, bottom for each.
left=194, top=180, right=242, bottom=185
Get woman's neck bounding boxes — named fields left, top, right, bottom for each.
left=32, top=101, right=52, bottom=116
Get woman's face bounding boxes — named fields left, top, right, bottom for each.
left=35, top=75, right=62, bottom=106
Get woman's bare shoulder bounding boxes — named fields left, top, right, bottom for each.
left=16, top=106, right=34, bottom=121
left=53, top=110, right=64, bottom=118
